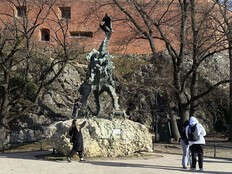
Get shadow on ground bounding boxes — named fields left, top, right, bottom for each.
left=1, top=151, right=231, bottom=174
left=0, top=151, right=53, bottom=160
left=86, top=160, right=232, bottom=174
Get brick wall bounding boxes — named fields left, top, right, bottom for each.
left=0, top=0, right=214, bottom=55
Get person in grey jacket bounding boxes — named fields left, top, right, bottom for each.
left=180, top=120, right=190, bottom=169
left=185, top=116, right=206, bottom=171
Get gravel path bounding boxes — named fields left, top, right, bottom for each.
left=0, top=151, right=231, bottom=174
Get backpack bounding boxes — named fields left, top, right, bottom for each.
left=188, top=124, right=199, bottom=141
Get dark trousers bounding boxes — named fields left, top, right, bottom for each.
left=69, top=148, right=83, bottom=159
left=190, top=144, right=203, bottom=169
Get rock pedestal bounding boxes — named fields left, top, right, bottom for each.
left=45, top=118, right=152, bottom=157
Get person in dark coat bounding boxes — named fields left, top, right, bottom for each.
left=67, top=119, right=86, bottom=162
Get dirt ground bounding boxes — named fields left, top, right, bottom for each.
left=1, top=135, right=231, bottom=174
left=1, top=149, right=232, bottom=174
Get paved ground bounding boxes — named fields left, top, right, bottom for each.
left=0, top=151, right=232, bottom=174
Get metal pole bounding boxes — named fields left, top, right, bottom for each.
left=40, top=141, right=43, bottom=151
left=1, top=142, right=4, bottom=153
left=214, top=142, right=216, bottom=158
left=155, top=114, right=159, bottom=142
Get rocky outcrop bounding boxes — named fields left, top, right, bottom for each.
left=7, top=63, right=84, bottom=145
left=40, top=63, right=83, bottom=117
left=45, top=118, right=153, bottom=157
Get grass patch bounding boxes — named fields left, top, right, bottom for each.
left=1, top=141, right=52, bottom=153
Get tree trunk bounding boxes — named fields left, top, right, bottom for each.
left=190, top=71, right=198, bottom=116
left=0, top=114, right=8, bottom=146
left=229, top=31, right=232, bottom=120
left=178, top=91, right=190, bottom=123
left=147, top=35, right=156, bottom=56
left=0, top=71, right=10, bottom=142
left=170, top=109, right=180, bottom=141
left=189, top=0, right=199, bottom=117
left=180, top=105, right=190, bottom=123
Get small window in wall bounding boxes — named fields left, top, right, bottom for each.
left=41, top=29, right=50, bottom=41
left=70, top=31, right=93, bottom=38
left=16, top=6, right=26, bottom=17
left=59, top=7, right=71, bottom=19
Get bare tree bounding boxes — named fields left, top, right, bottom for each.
left=0, top=0, right=55, bottom=140
left=84, top=0, right=180, bottom=55
left=0, top=0, right=81, bottom=142
left=213, top=0, right=232, bottom=123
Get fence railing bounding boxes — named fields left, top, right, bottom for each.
left=153, top=142, right=232, bottom=160
left=204, top=143, right=232, bottom=159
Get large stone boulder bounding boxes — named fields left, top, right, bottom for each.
left=45, top=118, right=153, bottom=157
